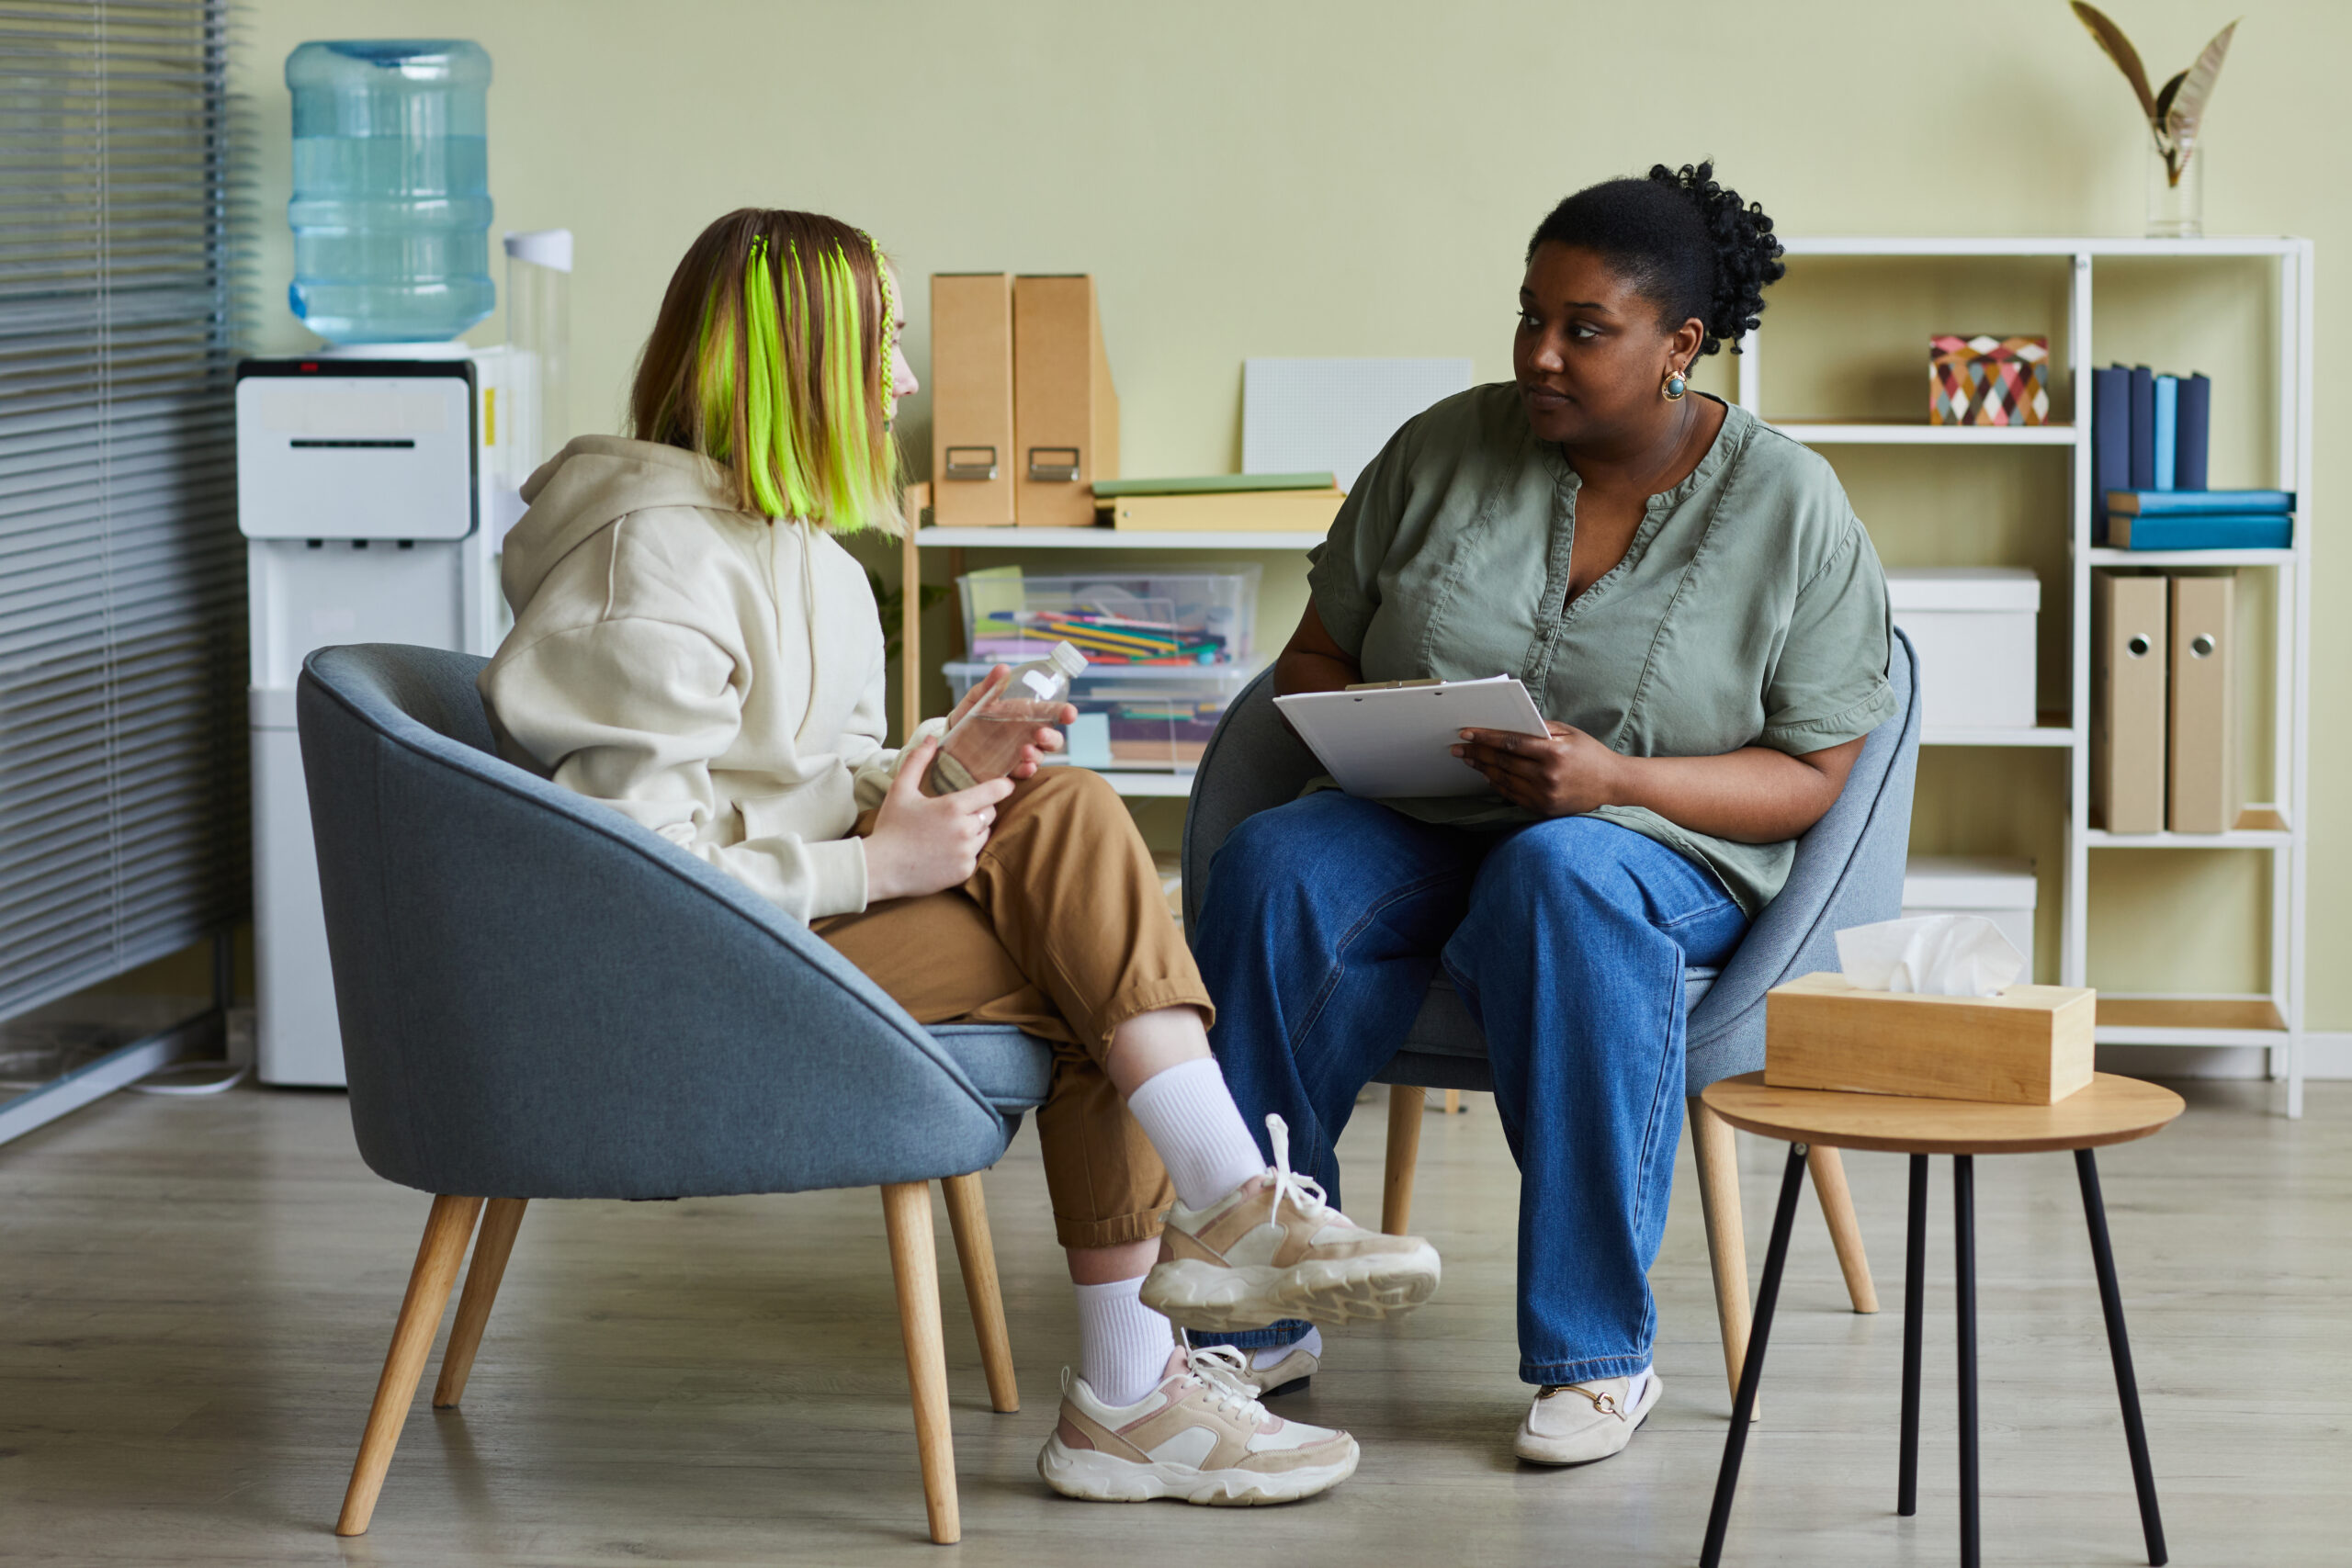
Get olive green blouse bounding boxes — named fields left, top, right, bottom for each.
left=1306, top=385, right=1897, bottom=915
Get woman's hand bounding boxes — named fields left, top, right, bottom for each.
left=935, top=663, right=1075, bottom=781
left=1453, top=720, right=1624, bottom=818
left=864, top=738, right=1015, bottom=901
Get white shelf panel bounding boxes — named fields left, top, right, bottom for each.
left=2085, top=826, right=2292, bottom=849
left=1781, top=235, right=2303, bottom=259
left=919, top=527, right=1324, bottom=551
left=2086, top=547, right=2296, bottom=568
left=1923, top=724, right=2075, bottom=748
left=1091, top=769, right=1195, bottom=798
left=2093, top=1026, right=2290, bottom=1047
left=1767, top=421, right=2076, bottom=446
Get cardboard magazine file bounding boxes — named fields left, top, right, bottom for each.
left=2091, top=570, right=2168, bottom=832
left=1764, top=973, right=2096, bottom=1106
left=1012, top=275, right=1119, bottom=526
left=2166, top=571, right=2238, bottom=832
left=930, top=274, right=1016, bottom=526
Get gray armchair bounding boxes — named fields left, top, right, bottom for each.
left=298, top=642, right=1054, bottom=1546
left=1182, top=630, right=1923, bottom=1404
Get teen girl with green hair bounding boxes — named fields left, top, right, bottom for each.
left=481, top=208, right=1439, bottom=1506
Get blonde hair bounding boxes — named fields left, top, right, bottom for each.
left=629, top=208, right=903, bottom=534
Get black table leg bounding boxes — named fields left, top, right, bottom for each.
left=2077, top=1148, right=2169, bottom=1566
left=1955, top=1154, right=1979, bottom=1568
left=1699, top=1141, right=1811, bottom=1568
left=1899, top=1152, right=1928, bottom=1517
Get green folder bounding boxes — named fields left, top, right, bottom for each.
left=1089, top=471, right=1336, bottom=499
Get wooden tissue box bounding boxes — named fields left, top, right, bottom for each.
left=1764, top=972, right=2095, bottom=1105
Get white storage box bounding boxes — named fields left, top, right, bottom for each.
left=958, top=566, right=1260, bottom=668
left=1884, top=568, right=2039, bottom=732
left=1900, top=855, right=2038, bottom=971
left=944, top=660, right=1259, bottom=772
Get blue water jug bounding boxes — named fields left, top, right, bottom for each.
left=287, top=40, right=494, bottom=344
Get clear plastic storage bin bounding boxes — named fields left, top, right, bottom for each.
left=944, top=660, right=1259, bottom=772
left=956, top=566, right=1261, bottom=668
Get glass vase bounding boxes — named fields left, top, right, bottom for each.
left=2146, top=133, right=2204, bottom=240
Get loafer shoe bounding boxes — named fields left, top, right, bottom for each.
left=1513, top=1371, right=1662, bottom=1466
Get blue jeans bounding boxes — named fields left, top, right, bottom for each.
left=1192, top=791, right=1748, bottom=1385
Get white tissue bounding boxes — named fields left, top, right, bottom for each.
left=1834, top=914, right=2025, bottom=998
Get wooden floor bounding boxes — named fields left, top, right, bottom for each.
left=1, top=1077, right=2343, bottom=1565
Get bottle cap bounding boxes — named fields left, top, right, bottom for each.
left=1049, top=640, right=1088, bottom=678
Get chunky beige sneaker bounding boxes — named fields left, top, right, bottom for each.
left=1141, top=1114, right=1441, bottom=1333
left=1037, top=1343, right=1360, bottom=1505
left=1512, top=1371, right=1663, bottom=1465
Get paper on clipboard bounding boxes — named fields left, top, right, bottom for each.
left=1273, top=676, right=1549, bottom=798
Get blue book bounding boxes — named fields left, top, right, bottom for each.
left=2107, top=488, right=2294, bottom=515
left=2153, top=375, right=2177, bottom=491
left=2127, top=366, right=2155, bottom=490
left=2093, top=366, right=2130, bottom=522
left=2107, top=513, right=2292, bottom=550
left=2176, top=372, right=2211, bottom=491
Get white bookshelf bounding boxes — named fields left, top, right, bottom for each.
left=1737, top=236, right=2314, bottom=1115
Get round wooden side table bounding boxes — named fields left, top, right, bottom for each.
left=1694, top=1071, right=2186, bottom=1568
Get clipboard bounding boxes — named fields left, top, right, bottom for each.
left=1273, top=675, right=1549, bottom=798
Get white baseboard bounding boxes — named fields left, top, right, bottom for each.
left=2097, top=1033, right=2352, bottom=1080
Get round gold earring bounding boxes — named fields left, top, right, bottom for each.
left=1661, top=366, right=1689, bottom=401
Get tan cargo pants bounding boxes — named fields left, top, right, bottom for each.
left=814, top=766, right=1209, bottom=1248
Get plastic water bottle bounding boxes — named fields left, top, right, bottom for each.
left=286, top=40, right=495, bottom=344
left=925, top=642, right=1088, bottom=795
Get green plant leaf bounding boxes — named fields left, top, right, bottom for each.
left=2072, top=1, right=2159, bottom=121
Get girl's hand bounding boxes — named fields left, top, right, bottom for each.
left=1452, top=721, right=1624, bottom=818
left=1004, top=702, right=1077, bottom=779
left=865, top=737, right=1015, bottom=901
left=934, top=663, right=1076, bottom=782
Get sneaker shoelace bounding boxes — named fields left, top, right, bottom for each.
left=1262, top=1112, right=1334, bottom=1225
left=1177, top=1337, right=1275, bottom=1427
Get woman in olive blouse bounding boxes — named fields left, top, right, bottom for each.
left=1193, top=164, right=1896, bottom=1466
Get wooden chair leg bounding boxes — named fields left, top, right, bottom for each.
left=434, top=1197, right=528, bottom=1407
left=1689, top=1097, right=1757, bottom=1417
left=337, top=1194, right=484, bottom=1537
left=1383, top=1087, right=1425, bottom=1235
left=1806, top=1145, right=1880, bottom=1314
left=881, top=1181, right=959, bottom=1545
left=938, top=1174, right=1018, bottom=1414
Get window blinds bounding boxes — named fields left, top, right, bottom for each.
left=0, top=1, right=245, bottom=1018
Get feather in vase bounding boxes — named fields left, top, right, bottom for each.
left=2070, top=4, right=2238, bottom=186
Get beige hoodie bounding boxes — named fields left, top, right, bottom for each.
left=481, top=435, right=939, bottom=922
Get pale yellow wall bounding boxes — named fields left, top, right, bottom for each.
left=232, top=0, right=2351, bottom=1020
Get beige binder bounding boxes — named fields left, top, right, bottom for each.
left=2091, top=571, right=2168, bottom=832
left=1012, top=275, right=1119, bottom=527
left=929, top=274, right=1015, bottom=526
left=2166, top=572, right=2237, bottom=833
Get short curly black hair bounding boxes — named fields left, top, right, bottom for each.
left=1526, top=162, right=1785, bottom=356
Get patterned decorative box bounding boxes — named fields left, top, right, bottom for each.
left=1929, top=334, right=2050, bottom=426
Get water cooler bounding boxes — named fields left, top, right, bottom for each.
left=236, top=348, right=522, bottom=1084
left=238, top=39, right=571, bottom=1085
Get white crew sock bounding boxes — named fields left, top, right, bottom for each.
left=1124, top=1056, right=1267, bottom=1210
left=1076, top=1276, right=1174, bottom=1408
left=1254, top=1325, right=1322, bottom=1370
